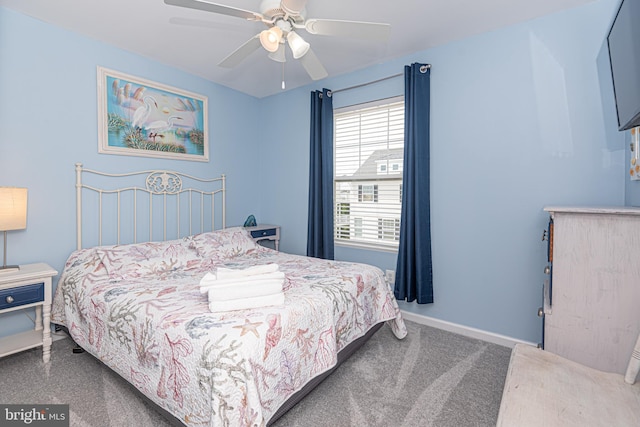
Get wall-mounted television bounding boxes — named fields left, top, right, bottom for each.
left=607, top=0, right=640, bottom=131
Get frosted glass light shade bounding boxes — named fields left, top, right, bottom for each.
left=0, top=187, right=28, bottom=231
left=287, top=31, right=310, bottom=59
left=268, top=44, right=286, bottom=63
left=259, top=27, right=283, bottom=53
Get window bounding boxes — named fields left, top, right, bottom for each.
left=358, top=184, right=378, bottom=202
left=378, top=218, right=400, bottom=241
left=354, top=218, right=363, bottom=237
left=376, top=159, right=402, bottom=175
left=334, top=97, right=404, bottom=250
left=336, top=203, right=351, bottom=240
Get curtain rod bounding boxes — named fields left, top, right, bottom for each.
left=329, top=64, right=431, bottom=95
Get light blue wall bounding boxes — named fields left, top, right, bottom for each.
left=258, top=0, right=626, bottom=343
left=0, top=0, right=627, bottom=344
left=0, top=7, right=262, bottom=336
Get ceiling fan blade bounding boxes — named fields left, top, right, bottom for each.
left=218, top=35, right=261, bottom=68
left=169, top=16, right=221, bottom=29
left=299, top=48, right=328, bottom=81
left=164, top=0, right=263, bottom=21
left=268, top=43, right=287, bottom=63
left=305, top=19, right=390, bottom=41
left=280, top=0, right=307, bottom=15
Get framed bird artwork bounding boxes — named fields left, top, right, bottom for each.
left=97, top=66, right=209, bottom=162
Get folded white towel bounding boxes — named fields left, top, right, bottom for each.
left=208, top=292, right=285, bottom=313
left=207, top=280, right=283, bottom=301
left=199, top=271, right=285, bottom=292
left=200, top=271, right=217, bottom=283
left=216, top=264, right=280, bottom=280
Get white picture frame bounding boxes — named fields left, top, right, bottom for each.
left=97, top=66, right=209, bottom=162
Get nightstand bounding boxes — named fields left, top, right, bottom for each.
left=245, top=224, right=280, bottom=251
left=0, top=263, right=58, bottom=363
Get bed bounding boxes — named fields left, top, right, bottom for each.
left=51, top=164, right=407, bottom=426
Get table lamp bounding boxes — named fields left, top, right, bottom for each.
left=0, top=187, right=28, bottom=272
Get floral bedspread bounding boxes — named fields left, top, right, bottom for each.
left=51, top=227, right=407, bottom=426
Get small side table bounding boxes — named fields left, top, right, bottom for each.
left=245, top=224, right=280, bottom=251
left=0, top=263, right=58, bottom=363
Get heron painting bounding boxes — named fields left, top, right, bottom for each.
left=97, top=66, right=209, bottom=162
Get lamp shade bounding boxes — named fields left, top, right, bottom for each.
left=268, top=43, right=286, bottom=63
left=287, top=31, right=310, bottom=59
left=259, top=27, right=283, bottom=53
left=0, top=187, right=28, bottom=231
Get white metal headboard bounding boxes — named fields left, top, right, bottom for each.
left=75, top=163, right=225, bottom=249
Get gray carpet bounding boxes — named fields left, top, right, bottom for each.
left=0, top=321, right=512, bottom=426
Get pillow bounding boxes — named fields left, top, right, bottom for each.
left=63, top=247, right=107, bottom=275
left=97, top=238, right=200, bottom=280
left=51, top=247, right=110, bottom=325
left=57, top=247, right=109, bottom=287
left=189, top=227, right=258, bottom=262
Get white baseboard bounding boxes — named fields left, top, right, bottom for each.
left=400, top=310, right=537, bottom=349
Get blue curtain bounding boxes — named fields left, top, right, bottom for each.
left=395, top=63, right=433, bottom=303
left=307, top=88, right=334, bottom=260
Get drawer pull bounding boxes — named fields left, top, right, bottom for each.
left=6, top=295, right=14, bottom=304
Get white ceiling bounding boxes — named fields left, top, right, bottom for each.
left=0, top=0, right=596, bottom=98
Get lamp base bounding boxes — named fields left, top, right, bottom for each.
left=0, top=264, right=20, bottom=273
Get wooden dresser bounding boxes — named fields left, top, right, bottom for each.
left=542, top=206, right=640, bottom=374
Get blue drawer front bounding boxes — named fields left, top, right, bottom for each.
left=0, top=283, right=45, bottom=309
left=250, top=228, right=276, bottom=238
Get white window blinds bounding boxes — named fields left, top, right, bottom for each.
left=334, top=97, right=404, bottom=250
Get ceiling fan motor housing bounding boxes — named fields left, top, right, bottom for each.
left=260, top=0, right=305, bottom=24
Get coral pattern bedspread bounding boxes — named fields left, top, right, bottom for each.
left=51, top=227, right=407, bottom=426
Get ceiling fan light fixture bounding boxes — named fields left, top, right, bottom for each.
left=268, top=43, right=286, bottom=63
left=287, top=31, right=310, bottom=59
left=259, top=26, right=283, bottom=53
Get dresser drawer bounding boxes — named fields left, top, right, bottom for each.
left=0, top=283, right=45, bottom=310
left=250, top=228, right=277, bottom=238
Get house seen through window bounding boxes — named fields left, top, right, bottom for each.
left=334, top=96, right=404, bottom=250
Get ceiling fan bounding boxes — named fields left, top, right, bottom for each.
left=164, top=0, right=391, bottom=81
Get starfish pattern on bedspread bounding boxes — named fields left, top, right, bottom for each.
left=234, top=319, right=263, bottom=338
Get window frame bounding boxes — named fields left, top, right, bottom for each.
left=333, top=96, right=404, bottom=253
